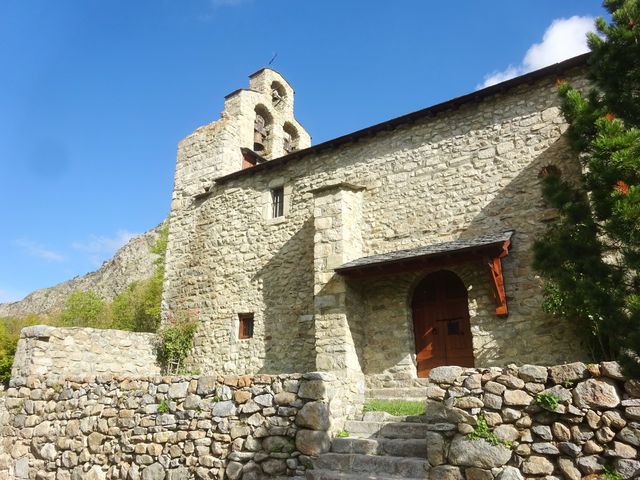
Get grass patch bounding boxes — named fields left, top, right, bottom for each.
left=363, top=399, right=425, bottom=416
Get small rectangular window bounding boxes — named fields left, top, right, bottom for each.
left=238, top=313, right=254, bottom=339
left=271, top=187, right=284, bottom=218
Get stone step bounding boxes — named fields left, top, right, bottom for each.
left=365, top=388, right=428, bottom=401
left=368, top=378, right=431, bottom=389
left=312, top=453, right=430, bottom=478
left=344, top=420, right=455, bottom=439
left=361, top=412, right=407, bottom=423
left=306, top=469, right=426, bottom=480
left=331, top=437, right=427, bottom=458
left=360, top=412, right=430, bottom=424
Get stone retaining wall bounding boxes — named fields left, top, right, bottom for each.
left=11, top=325, right=160, bottom=378
left=0, top=371, right=357, bottom=480
left=1, top=360, right=638, bottom=479
left=422, top=361, right=640, bottom=479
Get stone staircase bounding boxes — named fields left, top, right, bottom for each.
left=364, top=379, right=430, bottom=402
left=307, top=412, right=432, bottom=480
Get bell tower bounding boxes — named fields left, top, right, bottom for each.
left=163, top=69, right=311, bottom=324
left=170, top=68, right=310, bottom=204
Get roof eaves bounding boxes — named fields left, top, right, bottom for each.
left=335, top=231, right=514, bottom=273
left=215, top=54, right=589, bottom=185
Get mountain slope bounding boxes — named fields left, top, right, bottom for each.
left=0, top=224, right=164, bottom=318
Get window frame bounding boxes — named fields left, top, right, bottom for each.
left=238, top=313, right=254, bottom=340
left=271, top=187, right=285, bottom=218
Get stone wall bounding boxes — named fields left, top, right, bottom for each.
left=163, top=62, right=590, bottom=380
left=419, top=361, right=640, bottom=479
left=1, top=361, right=639, bottom=479
left=11, top=326, right=160, bottom=378
left=0, top=371, right=357, bottom=480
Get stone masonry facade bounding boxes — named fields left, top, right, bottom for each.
left=162, top=58, right=591, bottom=385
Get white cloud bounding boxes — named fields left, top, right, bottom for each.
left=72, top=230, right=138, bottom=268
left=15, top=239, right=65, bottom=262
left=479, top=16, right=596, bottom=89
left=73, top=230, right=137, bottom=254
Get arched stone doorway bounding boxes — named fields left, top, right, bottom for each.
left=412, top=270, right=474, bottom=377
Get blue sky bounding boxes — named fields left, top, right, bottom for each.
left=0, top=0, right=606, bottom=303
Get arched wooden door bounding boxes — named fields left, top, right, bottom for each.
left=412, top=270, right=474, bottom=377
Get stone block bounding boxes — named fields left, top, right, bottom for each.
left=295, top=429, right=330, bottom=456
left=296, top=401, right=330, bottom=430
left=572, top=378, right=620, bottom=409
left=447, top=435, right=512, bottom=468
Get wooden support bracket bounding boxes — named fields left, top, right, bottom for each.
left=487, top=239, right=510, bottom=317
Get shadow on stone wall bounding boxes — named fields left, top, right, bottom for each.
left=460, top=135, right=588, bottom=367
left=313, top=134, right=589, bottom=384
left=255, top=218, right=316, bottom=374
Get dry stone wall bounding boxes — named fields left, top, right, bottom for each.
left=0, top=358, right=639, bottom=479
left=419, top=361, right=640, bottom=479
left=0, top=371, right=355, bottom=480
left=11, top=326, right=160, bottom=378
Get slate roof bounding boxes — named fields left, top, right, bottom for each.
left=335, top=230, right=514, bottom=274
left=215, top=54, right=588, bottom=185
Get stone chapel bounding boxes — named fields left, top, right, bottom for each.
left=162, top=55, right=590, bottom=389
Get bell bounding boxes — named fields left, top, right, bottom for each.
left=253, top=130, right=265, bottom=151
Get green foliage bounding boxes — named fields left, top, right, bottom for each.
left=603, top=466, right=624, bottom=480
left=533, top=0, right=640, bottom=376
left=57, top=291, right=109, bottom=328
left=111, top=224, right=168, bottom=333
left=0, top=314, right=47, bottom=384
left=467, top=415, right=512, bottom=447
left=362, top=399, right=426, bottom=416
left=335, top=430, right=349, bottom=438
left=110, top=277, right=161, bottom=333
left=157, top=314, right=197, bottom=374
left=535, top=392, right=561, bottom=411
left=157, top=399, right=170, bottom=413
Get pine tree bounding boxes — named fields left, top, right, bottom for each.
left=533, top=0, right=640, bottom=376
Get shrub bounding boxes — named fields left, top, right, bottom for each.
left=535, top=392, right=561, bottom=411
left=157, top=399, right=170, bottom=413
left=157, top=313, right=197, bottom=374
left=467, top=415, right=512, bottom=447
left=0, top=314, right=48, bottom=384
left=603, top=466, right=623, bottom=480
left=57, top=291, right=110, bottom=328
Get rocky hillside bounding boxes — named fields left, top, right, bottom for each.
left=0, top=223, right=165, bottom=318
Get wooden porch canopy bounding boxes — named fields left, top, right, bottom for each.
left=335, top=230, right=514, bottom=317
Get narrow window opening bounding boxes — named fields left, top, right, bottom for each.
left=271, top=81, right=287, bottom=110
left=271, top=187, right=284, bottom=218
left=254, top=114, right=267, bottom=152
left=238, top=313, right=254, bottom=339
